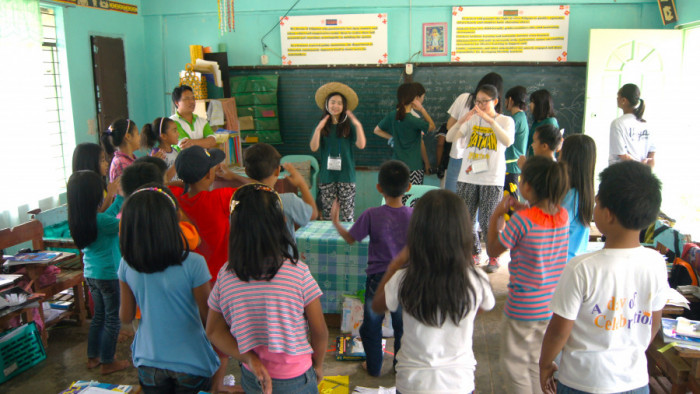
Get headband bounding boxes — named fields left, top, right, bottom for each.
left=131, top=187, right=177, bottom=210
left=159, top=117, right=165, bottom=135
left=229, top=183, right=283, bottom=214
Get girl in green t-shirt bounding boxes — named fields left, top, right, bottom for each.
left=310, top=82, right=366, bottom=221
left=527, top=89, right=559, bottom=157
left=374, top=83, right=435, bottom=186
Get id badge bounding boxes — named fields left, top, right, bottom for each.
left=471, top=159, right=488, bottom=174
left=327, top=156, right=342, bottom=171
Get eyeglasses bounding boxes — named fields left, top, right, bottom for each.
left=475, top=98, right=495, bottom=105
left=230, top=183, right=283, bottom=213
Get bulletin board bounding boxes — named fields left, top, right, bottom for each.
left=451, top=5, right=569, bottom=62
left=280, top=13, right=389, bottom=66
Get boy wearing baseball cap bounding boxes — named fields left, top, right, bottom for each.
left=169, top=146, right=242, bottom=282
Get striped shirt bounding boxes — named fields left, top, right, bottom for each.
left=208, top=260, right=322, bottom=356
left=499, top=206, right=569, bottom=320
left=109, top=151, right=135, bottom=182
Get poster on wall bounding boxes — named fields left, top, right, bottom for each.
left=280, top=13, right=388, bottom=65
left=51, top=0, right=137, bottom=14
left=450, top=5, right=569, bottom=62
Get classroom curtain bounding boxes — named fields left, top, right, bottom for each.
left=0, top=0, right=59, bottom=231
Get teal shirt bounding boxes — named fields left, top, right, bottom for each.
left=506, top=111, right=529, bottom=174
left=317, top=123, right=357, bottom=184
left=527, top=117, right=559, bottom=157
left=378, top=110, right=430, bottom=171
left=83, top=195, right=123, bottom=280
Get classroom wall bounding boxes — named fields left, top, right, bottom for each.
left=676, top=0, right=700, bottom=25
left=60, top=1, right=148, bottom=145
left=139, top=0, right=668, bottom=121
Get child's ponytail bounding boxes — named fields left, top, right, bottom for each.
left=395, top=83, right=416, bottom=121
left=141, top=117, right=172, bottom=150
left=101, top=118, right=133, bottom=156
left=619, top=83, right=646, bottom=122
left=521, top=156, right=569, bottom=207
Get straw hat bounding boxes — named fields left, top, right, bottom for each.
left=315, top=82, right=359, bottom=111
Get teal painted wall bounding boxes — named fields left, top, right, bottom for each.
left=60, top=1, right=148, bottom=145
left=138, top=0, right=668, bottom=120
left=676, top=0, right=700, bottom=25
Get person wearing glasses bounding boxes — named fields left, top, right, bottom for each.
left=446, top=84, right=515, bottom=274
left=170, top=85, right=217, bottom=150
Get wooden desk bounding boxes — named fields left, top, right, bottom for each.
left=6, top=253, right=87, bottom=345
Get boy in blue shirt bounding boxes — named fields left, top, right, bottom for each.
left=332, top=160, right=413, bottom=376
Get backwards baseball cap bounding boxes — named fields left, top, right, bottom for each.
left=175, top=146, right=225, bottom=184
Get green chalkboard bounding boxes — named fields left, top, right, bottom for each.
left=229, top=63, right=586, bottom=167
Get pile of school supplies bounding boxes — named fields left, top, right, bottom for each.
left=3, top=251, right=61, bottom=266
left=336, top=336, right=386, bottom=361
left=665, top=287, right=691, bottom=309
left=661, top=317, right=700, bottom=351
left=59, top=380, right=133, bottom=393
left=318, top=375, right=349, bottom=394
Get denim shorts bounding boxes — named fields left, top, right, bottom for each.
left=240, top=364, right=318, bottom=394
left=138, top=365, right=212, bottom=394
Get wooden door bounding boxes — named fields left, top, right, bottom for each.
left=90, top=36, right=128, bottom=133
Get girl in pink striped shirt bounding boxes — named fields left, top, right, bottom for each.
left=205, top=184, right=328, bottom=394
left=487, top=156, right=570, bottom=394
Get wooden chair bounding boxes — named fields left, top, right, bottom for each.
left=0, top=220, right=87, bottom=347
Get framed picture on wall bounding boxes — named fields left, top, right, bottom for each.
left=423, top=22, right=447, bottom=56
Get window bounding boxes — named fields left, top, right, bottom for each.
left=41, top=6, right=71, bottom=194
left=0, top=3, right=73, bottom=219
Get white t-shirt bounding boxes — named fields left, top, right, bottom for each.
left=446, top=93, right=471, bottom=159
left=455, top=114, right=515, bottom=186
left=550, top=246, right=668, bottom=393
left=608, top=114, right=655, bottom=165
left=385, top=267, right=495, bottom=394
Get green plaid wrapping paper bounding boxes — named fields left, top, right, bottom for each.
left=295, top=221, right=369, bottom=313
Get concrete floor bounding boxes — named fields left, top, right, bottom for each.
left=2, top=252, right=510, bottom=393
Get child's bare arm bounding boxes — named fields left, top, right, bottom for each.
left=487, top=196, right=513, bottom=257
left=282, top=163, right=318, bottom=221
left=331, top=200, right=356, bottom=244
left=304, top=298, right=328, bottom=383
left=119, top=280, right=136, bottom=324
left=192, top=281, right=211, bottom=326
left=539, top=314, right=575, bottom=394
left=650, top=310, right=662, bottom=346
left=206, top=310, right=272, bottom=393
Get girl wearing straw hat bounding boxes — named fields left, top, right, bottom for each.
left=310, top=82, right=366, bottom=221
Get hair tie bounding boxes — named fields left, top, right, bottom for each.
left=105, top=126, right=113, bottom=136
left=229, top=183, right=283, bottom=214
left=131, top=187, right=177, bottom=210
left=159, top=117, right=165, bottom=135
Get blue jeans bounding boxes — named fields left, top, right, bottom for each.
left=444, top=157, right=462, bottom=193
left=86, top=277, right=121, bottom=364
left=241, top=364, right=317, bottom=393
left=557, top=381, right=649, bottom=394
left=360, top=272, right=404, bottom=377
left=138, top=365, right=212, bottom=394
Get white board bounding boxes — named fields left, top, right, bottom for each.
left=451, top=5, right=569, bottom=62
left=280, top=13, right=388, bottom=65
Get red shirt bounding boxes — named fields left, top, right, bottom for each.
left=170, top=186, right=236, bottom=281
